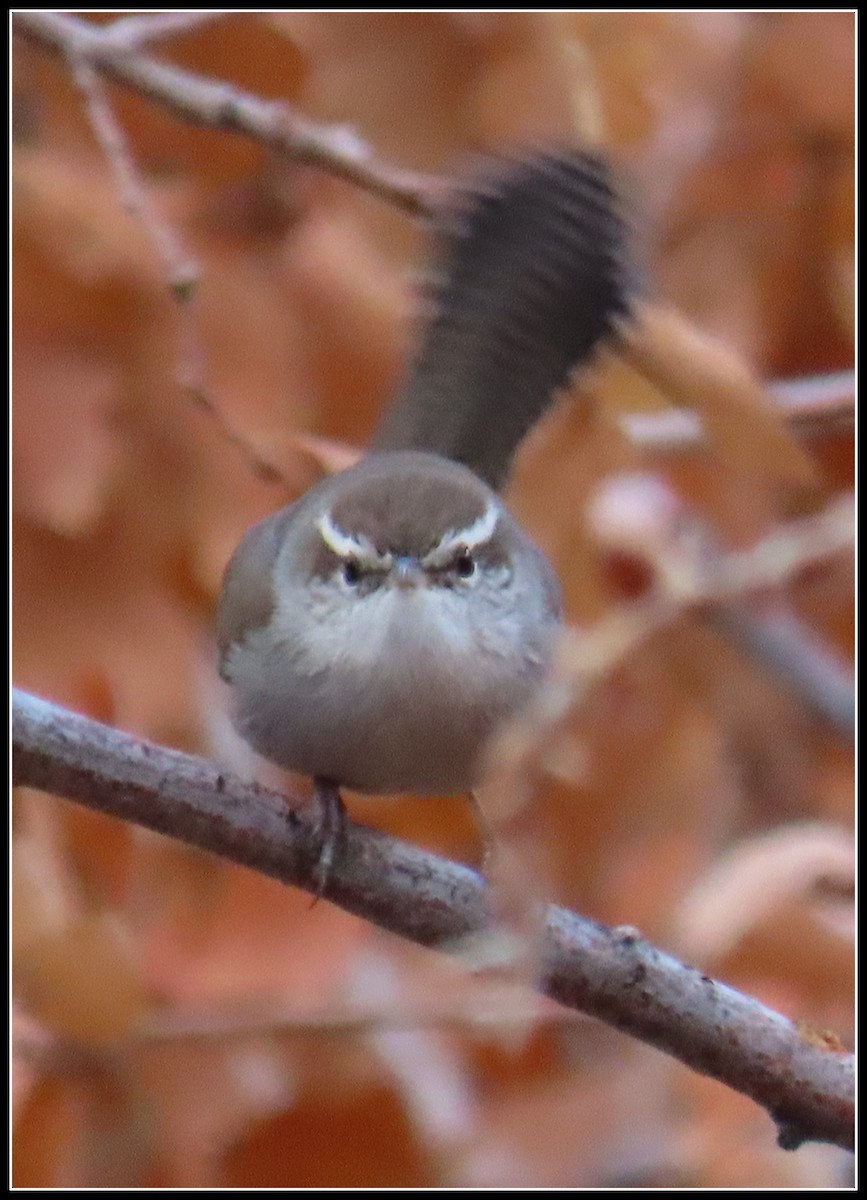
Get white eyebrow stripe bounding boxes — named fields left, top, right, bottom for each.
left=421, top=503, right=499, bottom=568
left=316, top=512, right=392, bottom=567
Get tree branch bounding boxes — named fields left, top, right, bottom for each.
left=12, top=688, right=854, bottom=1153
left=12, top=8, right=437, bottom=491
left=12, top=9, right=439, bottom=218
left=706, top=604, right=855, bottom=735
left=101, top=11, right=233, bottom=51
left=535, top=488, right=856, bottom=778
left=622, top=371, right=855, bottom=452
left=767, top=371, right=856, bottom=440
left=65, top=49, right=199, bottom=301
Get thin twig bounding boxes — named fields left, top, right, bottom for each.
left=622, top=370, right=855, bottom=453
left=696, top=500, right=854, bottom=738
left=707, top=604, right=855, bottom=735
left=769, top=371, right=856, bottom=439
left=11, top=689, right=855, bottom=1152
left=617, top=303, right=818, bottom=485
left=708, top=495, right=854, bottom=597
left=64, top=37, right=292, bottom=489
left=494, top=492, right=855, bottom=791
left=103, top=11, right=232, bottom=50
left=13, top=7, right=434, bottom=491
left=12, top=10, right=439, bottom=218
left=65, top=51, right=199, bottom=300
left=175, top=343, right=292, bottom=487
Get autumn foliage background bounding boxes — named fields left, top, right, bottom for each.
left=11, top=12, right=854, bottom=1189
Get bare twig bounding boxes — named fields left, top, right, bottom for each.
left=769, top=371, right=856, bottom=439
left=175, top=347, right=292, bottom=487
left=693, top=497, right=855, bottom=738
left=103, top=11, right=232, bottom=51
left=13, top=7, right=435, bottom=491
left=495, top=491, right=855, bottom=791
left=65, top=51, right=199, bottom=300
left=60, top=24, right=296, bottom=490
left=617, top=303, right=818, bottom=484
left=707, top=604, right=855, bottom=735
left=622, top=370, right=855, bottom=453
left=701, top=494, right=854, bottom=598
left=12, top=10, right=438, bottom=217
left=11, top=688, right=855, bottom=1151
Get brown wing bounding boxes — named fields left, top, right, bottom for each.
left=371, top=148, right=638, bottom=491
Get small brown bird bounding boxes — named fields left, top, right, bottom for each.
left=217, top=149, right=634, bottom=882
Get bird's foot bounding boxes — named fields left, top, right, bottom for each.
left=311, top=777, right=347, bottom=903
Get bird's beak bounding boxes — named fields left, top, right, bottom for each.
left=392, top=556, right=425, bottom=590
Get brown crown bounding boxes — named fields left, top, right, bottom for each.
left=324, top=452, right=496, bottom=559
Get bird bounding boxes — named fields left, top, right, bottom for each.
left=216, top=147, right=635, bottom=887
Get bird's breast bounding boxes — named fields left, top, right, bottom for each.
left=229, top=581, right=549, bottom=794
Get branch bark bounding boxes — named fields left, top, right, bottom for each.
left=12, top=9, right=438, bottom=217
left=12, top=688, right=854, bottom=1153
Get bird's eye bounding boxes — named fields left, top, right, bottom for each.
left=454, top=550, right=475, bottom=579
left=343, top=560, right=361, bottom=586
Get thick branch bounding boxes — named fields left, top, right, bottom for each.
left=12, top=688, right=853, bottom=1152
left=12, top=9, right=438, bottom=217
